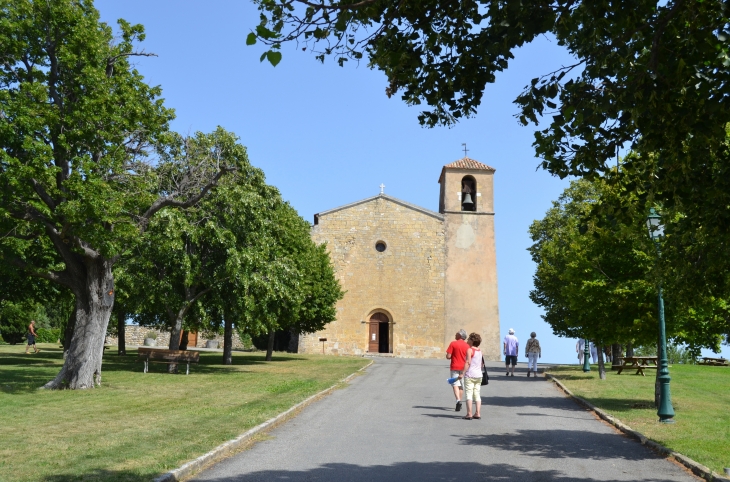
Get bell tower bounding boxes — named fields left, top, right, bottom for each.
left=438, top=157, right=500, bottom=361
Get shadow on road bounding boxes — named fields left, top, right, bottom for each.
left=192, top=462, right=672, bottom=482
left=457, top=429, right=654, bottom=461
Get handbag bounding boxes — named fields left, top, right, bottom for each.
left=481, top=355, right=489, bottom=385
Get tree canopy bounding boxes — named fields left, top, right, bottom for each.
left=0, top=0, right=234, bottom=388
left=251, top=0, right=730, bottom=280
left=529, top=176, right=728, bottom=357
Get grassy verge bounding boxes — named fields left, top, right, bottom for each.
left=547, top=364, right=730, bottom=474
left=0, top=344, right=369, bottom=482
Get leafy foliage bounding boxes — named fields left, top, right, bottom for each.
left=251, top=0, right=730, bottom=288
left=529, top=176, right=728, bottom=354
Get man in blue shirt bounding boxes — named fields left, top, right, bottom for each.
left=503, top=328, right=519, bottom=377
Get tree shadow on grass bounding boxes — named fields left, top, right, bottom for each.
left=190, top=461, right=681, bottom=482
left=0, top=347, right=330, bottom=392
left=38, top=469, right=157, bottom=482
left=575, top=397, right=660, bottom=413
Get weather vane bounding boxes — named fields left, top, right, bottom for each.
left=462, top=143, right=469, bottom=157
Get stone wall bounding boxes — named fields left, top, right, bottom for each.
left=105, top=325, right=244, bottom=349
left=301, top=195, right=446, bottom=358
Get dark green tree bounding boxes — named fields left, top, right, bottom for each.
left=250, top=0, right=730, bottom=289
left=0, top=1, right=234, bottom=388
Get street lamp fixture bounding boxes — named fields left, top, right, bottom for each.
left=645, top=208, right=675, bottom=423
left=582, top=338, right=591, bottom=372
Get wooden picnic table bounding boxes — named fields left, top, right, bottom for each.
left=699, top=357, right=729, bottom=367
left=617, top=356, right=658, bottom=376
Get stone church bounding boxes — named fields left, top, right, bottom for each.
left=298, top=157, right=500, bottom=361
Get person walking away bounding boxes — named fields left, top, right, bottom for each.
left=503, top=328, right=519, bottom=376
left=590, top=341, right=598, bottom=364
left=525, top=332, right=541, bottom=377
left=25, top=320, right=39, bottom=354
left=576, top=339, right=585, bottom=365
left=458, top=333, right=483, bottom=420
left=446, top=329, right=469, bottom=411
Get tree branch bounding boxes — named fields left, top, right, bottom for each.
left=138, top=166, right=236, bottom=230
left=649, top=0, right=683, bottom=72
left=30, top=178, right=57, bottom=211
left=106, top=51, right=157, bottom=76
left=294, top=0, right=378, bottom=11
left=7, top=256, right=73, bottom=288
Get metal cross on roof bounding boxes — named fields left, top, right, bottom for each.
left=461, top=143, right=469, bottom=157
left=379, top=183, right=385, bottom=194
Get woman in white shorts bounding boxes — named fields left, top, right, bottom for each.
left=459, top=332, right=483, bottom=420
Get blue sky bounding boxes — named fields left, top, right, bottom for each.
left=96, top=1, right=727, bottom=363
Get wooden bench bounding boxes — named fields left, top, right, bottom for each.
left=699, top=357, right=729, bottom=367
left=137, top=347, right=200, bottom=375
left=617, top=356, right=657, bottom=376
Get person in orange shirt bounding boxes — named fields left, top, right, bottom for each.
left=446, top=329, right=468, bottom=412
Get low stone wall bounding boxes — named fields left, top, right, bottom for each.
left=106, top=325, right=244, bottom=349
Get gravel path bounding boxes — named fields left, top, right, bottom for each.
left=191, top=358, right=698, bottom=481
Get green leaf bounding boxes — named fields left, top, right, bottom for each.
left=266, top=51, right=282, bottom=67
left=246, top=33, right=257, bottom=46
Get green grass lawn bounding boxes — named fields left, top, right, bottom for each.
left=547, top=364, right=730, bottom=474
left=0, top=344, right=369, bottom=482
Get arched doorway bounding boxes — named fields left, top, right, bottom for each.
left=368, top=312, right=391, bottom=353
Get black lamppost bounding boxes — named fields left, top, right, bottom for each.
left=646, top=208, right=675, bottom=423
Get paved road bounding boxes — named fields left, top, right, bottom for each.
left=192, top=358, right=697, bottom=482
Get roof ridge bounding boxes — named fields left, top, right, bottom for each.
left=314, top=194, right=443, bottom=222
left=443, top=156, right=496, bottom=171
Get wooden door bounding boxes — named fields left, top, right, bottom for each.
left=188, top=331, right=198, bottom=348
left=368, top=322, right=379, bottom=352
left=368, top=313, right=389, bottom=352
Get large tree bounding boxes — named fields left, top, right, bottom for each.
left=530, top=177, right=728, bottom=363
left=0, top=1, right=233, bottom=388
left=124, top=129, right=273, bottom=355
left=250, top=0, right=730, bottom=276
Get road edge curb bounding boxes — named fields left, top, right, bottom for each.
left=153, top=359, right=375, bottom=482
left=545, top=372, right=730, bottom=482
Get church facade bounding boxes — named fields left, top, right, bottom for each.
left=298, top=157, right=501, bottom=360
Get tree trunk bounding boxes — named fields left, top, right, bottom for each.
left=63, top=308, right=77, bottom=360
left=169, top=317, right=183, bottom=351
left=265, top=330, right=275, bottom=361
left=223, top=315, right=233, bottom=365
left=611, top=343, right=622, bottom=370
left=597, top=343, right=606, bottom=380
left=626, top=342, right=634, bottom=358
left=45, top=260, right=114, bottom=389
left=167, top=314, right=184, bottom=373
left=117, top=310, right=126, bottom=356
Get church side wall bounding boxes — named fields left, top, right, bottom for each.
left=301, top=197, right=446, bottom=358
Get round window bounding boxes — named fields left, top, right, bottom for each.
left=375, top=241, right=387, bottom=252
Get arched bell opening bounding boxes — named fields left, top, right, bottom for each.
left=461, top=176, right=477, bottom=212
left=367, top=311, right=392, bottom=354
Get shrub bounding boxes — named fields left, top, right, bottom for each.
left=144, top=331, right=157, bottom=340
left=35, top=328, right=61, bottom=344
left=0, top=302, right=30, bottom=345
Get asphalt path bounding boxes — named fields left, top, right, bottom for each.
left=191, top=358, right=698, bottom=482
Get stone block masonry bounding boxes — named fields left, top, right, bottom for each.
left=301, top=195, right=446, bottom=358
left=105, top=325, right=244, bottom=350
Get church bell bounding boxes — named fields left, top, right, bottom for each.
left=461, top=193, right=474, bottom=209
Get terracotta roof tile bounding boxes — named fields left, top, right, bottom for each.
left=443, top=157, right=496, bottom=171
left=438, top=157, right=495, bottom=183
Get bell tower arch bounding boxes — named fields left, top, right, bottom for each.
left=438, top=157, right=500, bottom=361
